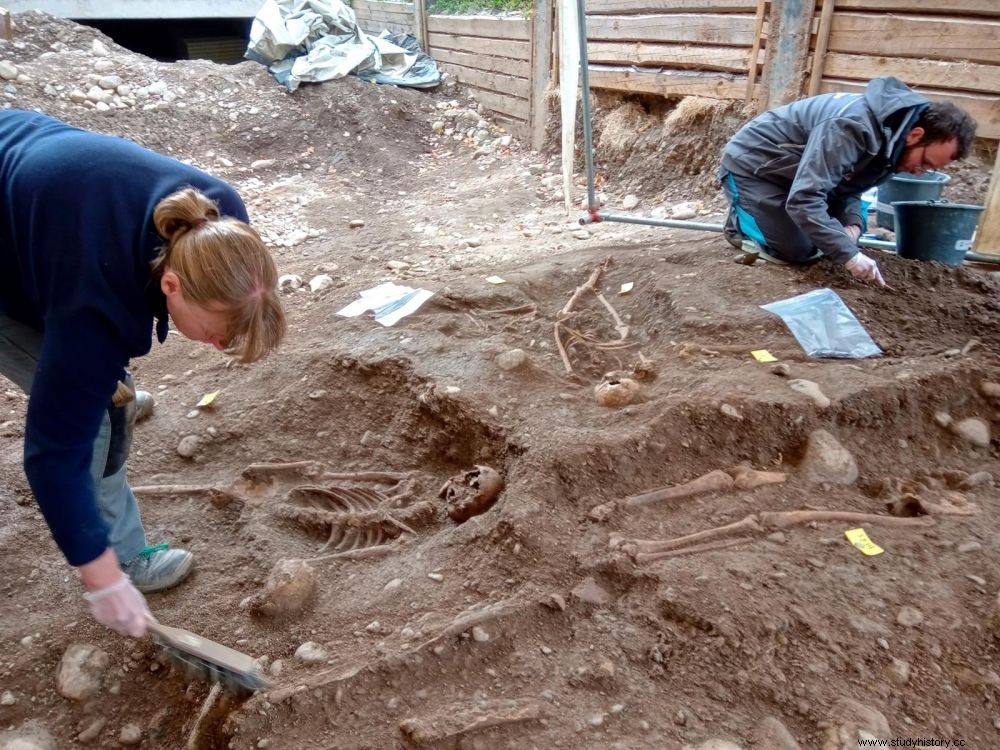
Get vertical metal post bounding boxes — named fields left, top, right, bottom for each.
left=574, top=0, right=597, bottom=211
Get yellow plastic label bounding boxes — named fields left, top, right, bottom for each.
left=485, top=275, right=506, bottom=284
left=751, top=349, right=777, bottom=362
left=197, top=391, right=220, bottom=408
left=619, top=282, right=634, bottom=295
left=844, top=528, right=884, bottom=556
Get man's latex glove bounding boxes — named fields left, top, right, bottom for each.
left=844, top=252, right=886, bottom=287
left=83, top=576, right=152, bottom=637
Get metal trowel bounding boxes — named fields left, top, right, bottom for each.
left=147, top=621, right=270, bottom=694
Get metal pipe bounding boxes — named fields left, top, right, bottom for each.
left=858, top=237, right=896, bottom=252
left=575, top=0, right=597, bottom=211
left=580, top=212, right=725, bottom=233
left=859, top=237, right=1000, bottom=265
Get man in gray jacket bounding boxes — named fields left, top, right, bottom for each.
left=719, top=77, right=976, bottom=286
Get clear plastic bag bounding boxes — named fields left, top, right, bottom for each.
left=761, top=288, right=882, bottom=358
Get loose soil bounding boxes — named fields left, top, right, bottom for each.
left=1, top=12, right=999, bottom=750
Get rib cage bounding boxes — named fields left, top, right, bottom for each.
left=278, top=485, right=436, bottom=553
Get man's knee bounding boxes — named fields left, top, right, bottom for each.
left=765, top=232, right=817, bottom=264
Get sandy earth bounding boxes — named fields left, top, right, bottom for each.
left=1, top=12, right=1000, bottom=750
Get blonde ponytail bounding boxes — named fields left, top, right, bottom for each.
left=151, top=188, right=286, bottom=363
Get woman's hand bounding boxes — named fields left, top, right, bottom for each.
left=78, top=548, right=152, bottom=637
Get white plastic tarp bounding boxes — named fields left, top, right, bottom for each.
left=246, top=0, right=440, bottom=91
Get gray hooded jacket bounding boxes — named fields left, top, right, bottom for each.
left=720, top=77, right=929, bottom=264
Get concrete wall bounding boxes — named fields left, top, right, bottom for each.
left=5, top=0, right=261, bottom=19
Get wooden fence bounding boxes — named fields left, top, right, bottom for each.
left=585, top=0, right=763, bottom=102
left=350, top=0, right=1000, bottom=142
left=426, top=14, right=534, bottom=139
left=351, top=0, right=544, bottom=143
left=352, top=0, right=417, bottom=36
left=808, top=0, right=1000, bottom=139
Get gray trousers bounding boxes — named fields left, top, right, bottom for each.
left=721, top=170, right=847, bottom=264
left=0, top=311, right=146, bottom=565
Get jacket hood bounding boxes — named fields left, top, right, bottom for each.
left=864, top=76, right=929, bottom=124
left=864, top=76, right=929, bottom=164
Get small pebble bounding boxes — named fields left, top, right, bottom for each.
left=897, top=606, right=924, bottom=628
left=119, top=723, right=142, bottom=746
left=471, top=626, right=490, bottom=642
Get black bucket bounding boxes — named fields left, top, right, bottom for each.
left=876, top=172, right=950, bottom=230
left=893, top=201, right=983, bottom=266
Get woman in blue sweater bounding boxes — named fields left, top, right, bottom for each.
left=0, top=111, right=286, bottom=638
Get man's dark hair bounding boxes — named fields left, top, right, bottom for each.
left=916, top=102, right=977, bottom=160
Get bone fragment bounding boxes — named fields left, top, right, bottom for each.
left=618, top=510, right=936, bottom=563
left=729, top=465, right=787, bottom=490
left=757, top=510, right=935, bottom=530
left=626, top=469, right=734, bottom=507
left=788, top=378, right=830, bottom=408
left=628, top=515, right=763, bottom=555
left=303, top=545, right=396, bottom=563
left=635, top=538, right=750, bottom=563
left=400, top=698, right=544, bottom=746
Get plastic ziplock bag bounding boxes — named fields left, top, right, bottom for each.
left=760, top=288, right=882, bottom=359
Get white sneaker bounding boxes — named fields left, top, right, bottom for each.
left=135, top=391, right=155, bottom=421
left=122, top=545, right=194, bottom=593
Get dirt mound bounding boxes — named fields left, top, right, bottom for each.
left=1, top=11, right=436, bottom=176
left=2, top=10, right=1000, bottom=750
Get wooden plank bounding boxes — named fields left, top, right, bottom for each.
left=468, top=87, right=530, bottom=122
left=529, top=0, right=553, bottom=150
left=974, top=153, right=1000, bottom=254
left=587, top=40, right=750, bottom=72
left=438, top=61, right=530, bottom=99
left=822, top=53, right=1000, bottom=95
left=587, top=0, right=756, bottom=13
left=828, top=13, right=1000, bottom=66
left=412, top=0, right=428, bottom=51
left=359, top=20, right=411, bottom=35
left=586, top=13, right=757, bottom=46
left=834, top=0, right=998, bottom=17
left=588, top=65, right=748, bottom=99
left=818, top=78, right=1000, bottom=140
left=0, top=8, right=10, bottom=42
left=432, top=47, right=530, bottom=78
left=355, top=7, right=414, bottom=23
left=745, top=0, right=765, bottom=106
left=761, top=0, right=814, bottom=109
left=493, top=113, right=530, bottom=141
left=353, top=0, right=413, bottom=12
left=427, top=14, right=531, bottom=41
left=808, top=0, right=835, bottom=96
left=428, top=31, right=530, bottom=60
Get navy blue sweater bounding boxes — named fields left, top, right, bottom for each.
left=0, top=110, right=248, bottom=566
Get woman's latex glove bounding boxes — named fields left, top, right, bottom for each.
left=844, top=252, right=886, bottom=287
left=83, top=576, right=152, bottom=637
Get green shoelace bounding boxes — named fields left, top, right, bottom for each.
left=137, top=543, right=168, bottom=560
